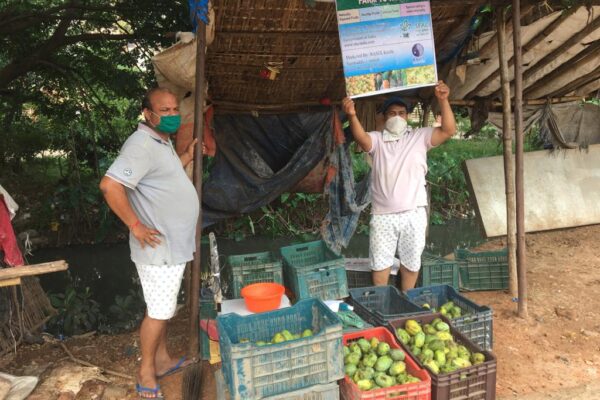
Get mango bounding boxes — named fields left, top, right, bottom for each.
left=374, top=355, right=393, bottom=372
left=395, top=329, right=411, bottom=345
left=434, top=322, right=450, bottom=332
left=388, top=361, right=406, bottom=376
left=421, top=348, right=434, bottom=362
left=457, top=345, right=470, bottom=359
left=425, top=359, right=440, bottom=374
left=435, top=350, right=446, bottom=366
left=396, top=373, right=407, bottom=385
left=356, top=379, right=373, bottom=391
left=450, top=306, right=462, bottom=318
left=405, top=320, right=422, bottom=336
left=390, top=349, right=406, bottom=361
left=375, top=374, right=395, bottom=388
left=363, top=352, right=378, bottom=368
left=452, top=357, right=472, bottom=369
left=362, top=367, right=375, bottom=380
left=370, top=337, right=380, bottom=350
left=357, top=338, right=371, bottom=353
left=281, top=330, right=293, bottom=341
left=345, top=364, right=357, bottom=377
left=349, top=343, right=362, bottom=355
left=414, top=331, right=426, bottom=348
left=345, top=352, right=361, bottom=366
left=436, top=331, right=453, bottom=342
left=377, top=342, right=390, bottom=356
left=428, top=339, right=445, bottom=352
left=272, top=333, right=285, bottom=343
left=423, top=324, right=437, bottom=335
left=471, top=352, right=485, bottom=365
left=302, top=329, right=313, bottom=337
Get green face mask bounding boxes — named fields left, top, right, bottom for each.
left=151, top=112, right=181, bottom=134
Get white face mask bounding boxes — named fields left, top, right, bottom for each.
left=383, top=116, right=408, bottom=141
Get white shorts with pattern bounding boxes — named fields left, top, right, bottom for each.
left=369, top=207, right=427, bottom=272
left=135, top=263, right=186, bottom=320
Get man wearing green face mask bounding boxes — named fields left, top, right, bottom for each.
left=100, top=88, right=199, bottom=399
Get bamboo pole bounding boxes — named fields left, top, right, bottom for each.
left=512, top=0, right=528, bottom=319
left=448, top=96, right=585, bottom=107
left=213, top=97, right=587, bottom=112
left=0, top=260, right=68, bottom=280
left=496, top=8, right=518, bottom=300
left=188, top=21, right=207, bottom=359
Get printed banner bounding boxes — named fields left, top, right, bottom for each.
left=335, top=0, right=438, bottom=98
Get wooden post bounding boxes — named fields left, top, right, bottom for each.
left=188, top=20, right=207, bottom=359
left=512, top=0, right=528, bottom=318
left=496, top=8, right=518, bottom=301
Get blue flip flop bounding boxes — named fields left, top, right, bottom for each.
left=157, top=356, right=188, bottom=378
left=135, top=383, right=164, bottom=399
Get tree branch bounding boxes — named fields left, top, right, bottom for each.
left=0, top=9, right=77, bottom=89
left=62, top=33, right=164, bottom=45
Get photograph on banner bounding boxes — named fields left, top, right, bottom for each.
left=335, top=0, right=438, bottom=98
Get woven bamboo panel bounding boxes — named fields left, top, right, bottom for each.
left=207, top=0, right=486, bottom=111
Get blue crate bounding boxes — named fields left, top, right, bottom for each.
left=281, top=240, right=348, bottom=301
left=348, top=285, right=428, bottom=327
left=215, top=369, right=340, bottom=400
left=217, top=298, right=344, bottom=400
left=406, top=284, right=494, bottom=350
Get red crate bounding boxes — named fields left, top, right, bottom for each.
left=341, top=327, right=431, bottom=400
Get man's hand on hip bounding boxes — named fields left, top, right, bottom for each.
left=132, top=223, right=162, bottom=248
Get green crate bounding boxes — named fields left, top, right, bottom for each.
left=280, top=240, right=348, bottom=301
left=455, top=248, right=509, bottom=291
left=417, top=252, right=460, bottom=290
left=227, top=251, right=283, bottom=298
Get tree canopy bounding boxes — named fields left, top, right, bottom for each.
left=0, top=0, right=190, bottom=165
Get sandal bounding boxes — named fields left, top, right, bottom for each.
left=135, top=383, right=164, bottom=399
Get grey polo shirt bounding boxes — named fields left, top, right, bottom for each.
left=106, top=123, right=199, bottom=266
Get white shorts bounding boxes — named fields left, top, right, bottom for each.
left=135, top=263, right=186, bottom=320
left=369, top=208, right=427, bottom=272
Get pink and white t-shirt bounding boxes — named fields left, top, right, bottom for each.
left=367, top=127, right=436, bottom=214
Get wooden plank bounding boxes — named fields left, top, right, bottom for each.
left=489, top=13, right=600, bottom=100
left=0, top=260, right=68, bottom=280
left=0, top=277, right=21, bottom=287
left=523, top=40, right=600, bottom=98
left=466, top=8, right=573, bottom=99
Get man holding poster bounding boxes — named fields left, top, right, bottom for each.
left=342, top=81, right=456, bottom=291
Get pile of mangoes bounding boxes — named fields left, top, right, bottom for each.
left=395, top=318, right=485, bottom=374
left=240, top=328, right=313, bottom=346
left=421, top=300, right=467, bottom=319
left=343, top=336, right=421, bottom=391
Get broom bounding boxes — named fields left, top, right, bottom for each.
left=183, top=7, right=209, bottom=399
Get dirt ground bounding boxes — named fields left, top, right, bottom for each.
left=2, top=224, right=600, bottom=399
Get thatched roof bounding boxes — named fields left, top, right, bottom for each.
left=204, top=0, right=599, bottom=112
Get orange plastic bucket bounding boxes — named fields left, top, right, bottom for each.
left=240, top=282, right=285, bottom=313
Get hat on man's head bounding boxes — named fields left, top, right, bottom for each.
left=380, top=96, right=413, bottom=114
